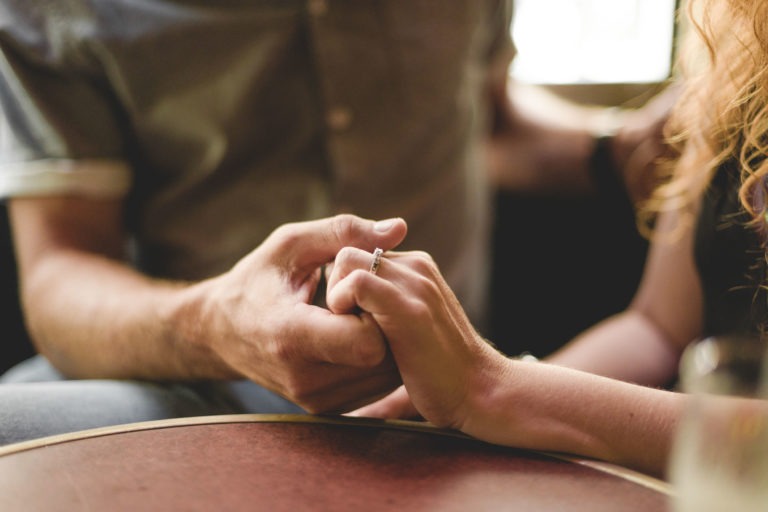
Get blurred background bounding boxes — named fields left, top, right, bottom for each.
left=0, top=0, right=681, bottom=371
left=489, top=0, right=679, bottom=356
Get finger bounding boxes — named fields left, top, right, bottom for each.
left=327, top=247, right=376, bottom=290
left=326, top=247, right=392, bottom=311
left=328, top=248, right=416, bottom=287
left=267, top=214, right=407, bottom=274
left=327, top=258, right=462, bottom=353
left=346, top=385, right=421, bottom=420
left=298, top=364, right=403, bottom=414
left=327, top=250, right=445, bottom=312
left=325, top=267, right=403, bottom=316
left=293, top=303, right=390, bottom=367
left=326, top=249, right=436, bottom=314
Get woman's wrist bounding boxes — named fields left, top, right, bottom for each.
left=459, top=351, right=520, bottom=440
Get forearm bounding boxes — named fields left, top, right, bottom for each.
left=464, top=359, right=685, bottom=476
left=327, top=246, right=686, bottom=475
left=486, top=82, right=604, bottom=193
left=490, top=124, right=594, bottom=192
left=545, top=310, right=681, bottom=387
left=21, top=248, right=234, bottom=381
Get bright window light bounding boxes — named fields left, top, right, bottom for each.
left=511, top=0, right=677, bottom=84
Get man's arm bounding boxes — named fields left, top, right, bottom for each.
left=486, top=72, right=678, bottom=203
left=486, top=77, right=596, bottom=193
left=10, top=195, right=223, bottom=380
left=10, top=191, right=409, bottom=413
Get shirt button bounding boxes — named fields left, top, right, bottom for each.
left=326, top=107, right=353, bottom=131
left=308, top=0, right=328, bottom=16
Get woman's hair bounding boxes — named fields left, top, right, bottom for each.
left=644, top=0, right=768, bottom=231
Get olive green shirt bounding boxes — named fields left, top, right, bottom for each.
left=0, top=0, right=514, bottom=322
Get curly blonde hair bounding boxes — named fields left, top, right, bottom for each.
left=645, top=0, right=768, bottom=230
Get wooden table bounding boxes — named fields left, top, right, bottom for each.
left=0, top=414, right=672, bottom=511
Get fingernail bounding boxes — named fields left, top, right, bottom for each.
left=374, top=218, right=396, bottom=232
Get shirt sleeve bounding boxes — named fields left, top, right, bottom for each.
left=0, top=5, right=132, bottom=199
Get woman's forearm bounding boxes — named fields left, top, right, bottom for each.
left=463, top=358, right=685, bottom=477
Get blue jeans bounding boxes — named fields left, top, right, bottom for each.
left=0, top=356, right=304, bottom=446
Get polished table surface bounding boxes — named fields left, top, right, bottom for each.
left=0, top=414, right=672, bottom=511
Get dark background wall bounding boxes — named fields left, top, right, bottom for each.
left=488, top=189, right=648, bottom=358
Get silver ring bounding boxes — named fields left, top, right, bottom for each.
left=369, top=248, right=384, bottom=275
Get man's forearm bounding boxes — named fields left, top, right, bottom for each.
left=486, top=81, right=604, bottom=194
left=21, top=248, right=235, bottom=381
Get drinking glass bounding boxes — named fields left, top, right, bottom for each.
left=668, top=336, right=768, bottom=512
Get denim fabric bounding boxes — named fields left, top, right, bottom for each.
left=0, top=356, right=304, bottom=446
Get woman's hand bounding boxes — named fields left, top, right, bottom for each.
left=327, top=247, right=686, bottom=475
left=348, top=385, right=421, bottom=420
left=326, top=248, right=509, bottom=430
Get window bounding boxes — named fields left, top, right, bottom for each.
left=511, top=0, right=678, bottom=85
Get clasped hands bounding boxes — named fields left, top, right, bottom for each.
left=200, top=214, right=505, bottom=426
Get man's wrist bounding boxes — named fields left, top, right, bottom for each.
left=161, top=278, right=240, bottom=379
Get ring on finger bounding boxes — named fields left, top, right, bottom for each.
left=369, top=247, right=384, bottom=275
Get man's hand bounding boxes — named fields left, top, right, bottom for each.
left=182, top=215, right=408, bottom=414
left=610, top=83, right=681, bottom=204
left=485, top=78, right=680, bottom=204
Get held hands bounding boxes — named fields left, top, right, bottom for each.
left=325, top=248, right=509, bottom=429
left=190, top=215, right=408, bottom=414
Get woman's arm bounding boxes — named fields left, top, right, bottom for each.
left=463, top=355, right=685, bottom=477
left=326, top=200, right=703, bottom=474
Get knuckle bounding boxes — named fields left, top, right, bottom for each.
left=331, top=214, right=360, bottom=245
left=334, top=246, right=364, bottom=269
left=413, top=250, right=435, bottom=263
left=268, top=223, right=301, bottom=252
left=411, top=273, right=440, bottom=300
left=403, top=297, right=433, bottom=323
left=348, top=268, right=371, bottom=287
left=409, top=251, right=437, bottom=274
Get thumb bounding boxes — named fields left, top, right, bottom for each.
left=269, top=214, right=407, bottom=273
